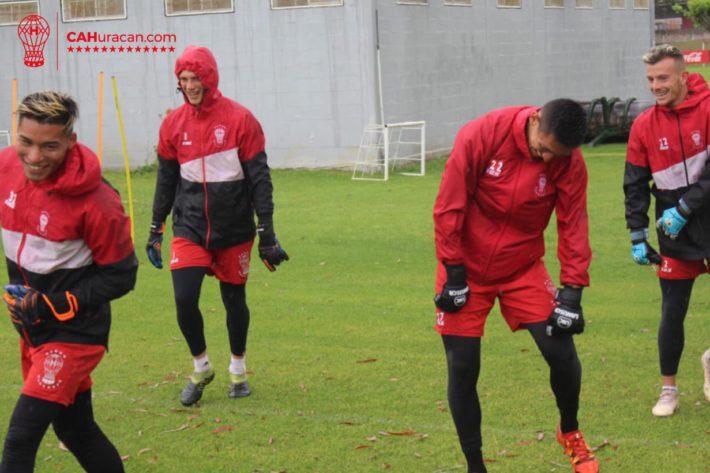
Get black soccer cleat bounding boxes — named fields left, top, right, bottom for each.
left=179, top=369, right=215, bottom=406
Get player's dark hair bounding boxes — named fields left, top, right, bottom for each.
left=539, top=99, right=587, bottom=149
left=17, top=91, right=78, bottom=136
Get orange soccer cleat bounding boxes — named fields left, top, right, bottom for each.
left=557, top=426, right=599, bottom=473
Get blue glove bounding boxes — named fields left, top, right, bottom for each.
left=630, top=229, right=661, bottom=265
left=656, top=201, right=690, bottom=240
left=146, top=222, right=164, bottom=269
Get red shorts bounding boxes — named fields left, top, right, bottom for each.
left=657, top=256, right=710, bottom=280
left=20, top=340, right=105, bottom=406
left=169, top=237, right=253, bottom=284
left=434, top=260, right=557, bottom=338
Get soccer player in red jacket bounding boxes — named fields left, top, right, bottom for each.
left=146, top=46, right=288, bottom=406
left=0, top=91, right=137, bottom=472
left=434, top=99, right=598, bottom=473
left=624, top=44, right=710, bottom=416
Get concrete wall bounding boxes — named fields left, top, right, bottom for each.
left=0, top=0, right=653, bottom=169
left=376, top=0, right=653, bottom=154
left=0, top=1, right=377, bottom=168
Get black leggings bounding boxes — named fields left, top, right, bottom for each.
left=658, top=278, right=694, bottom=376
left=172, top=267, right=250, bottom=357
left=0, top=391, right=123, bottom=473
left=443, top=324, right=582, bottom=471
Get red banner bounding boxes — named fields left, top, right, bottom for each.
left=682, top=50, right=710, bottom=64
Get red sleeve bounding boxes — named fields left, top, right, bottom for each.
left=554, top=151, right=591, bottom=287
left=84, top=184, right=135, bottom=265
left=433, top=119, right=487, bottom=265
left=157, top=115, right=178, bottom=160
left=626, top=120, right=648, bottom=167
left=237, top=110, right=266, bottom=163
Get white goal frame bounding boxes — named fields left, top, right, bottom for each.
left=0, top=130, right=10, bottom=147
left=352, top=121, right=426, bottom=181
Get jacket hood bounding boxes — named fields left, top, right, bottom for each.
left=174, top=46, right=222, bottom=111
left=662, top=72, right=710, bottom=112
left=37, top=142, right=101, bottom=196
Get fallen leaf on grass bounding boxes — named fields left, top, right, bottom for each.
left=414, top=453, right=422, bottom=459
left=380, top=429, right=417, bottom=436
left=536, top=431, right=545, bottom=441
left=121, top=455, right=131, bottom=462
left=149, top=456, right=158, bottom=464
left=366, top=436, right=378, bottom=442
left=137, top=448, right=152, bottom=456
left=356, top=358, right=378, bottom=364
left=339, top=421, right=358, bottom=426
left=268, top=436, right=274, bottom=445
left=212, top=425, right=234, bottom=434
left=383, top=463, right=391, bottom=469
left=162, top=423, right=190, bottom=433
left=517, top=440, right=532, bottom=446
left=592, top=439, right=610, bottom=452
left=355, top=445, right=371, bottom=450
left=497, top=450, right=519, bottom=458
left=58, top=442, right=68, bottom=451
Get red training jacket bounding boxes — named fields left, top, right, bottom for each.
left=624, top=73, right=710, bottom=260
left=153, top=46, right=273, bottom=249
left=0, top=143, right=137, bottom=347
left=434, top=106, right=591, bottom=287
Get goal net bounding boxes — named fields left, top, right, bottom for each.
left=352, top=121, right=425, bottom=181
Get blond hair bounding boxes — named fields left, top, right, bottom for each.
left=642, top=44, right=684, bottom=67
left=17, top=91, right=78, bottom=136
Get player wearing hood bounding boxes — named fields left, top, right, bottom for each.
left=147, top=46, right=288, bottom=406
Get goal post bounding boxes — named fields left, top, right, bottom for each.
left=352, top=121, right=426, bottom=181
left=0, top=130, right=10, bottom=148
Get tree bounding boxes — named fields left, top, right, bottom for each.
left=674, top=0, right=710, bottom=32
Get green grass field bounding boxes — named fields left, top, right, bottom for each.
left=0, top=144, right=708, bottom=472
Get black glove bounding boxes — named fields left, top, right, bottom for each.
left=146, top=221, right=165, bottom=269
left=257, top=223, right=289, bottom=272
left=546, top=286, right=584, bottom=336
left=434, top=265, right=470, bottom=313
left=3, top=285, right=79, bottom=327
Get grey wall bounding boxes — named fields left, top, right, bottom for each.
left=376, top=0, right=653, bottom=154
left=0, top=0, right=376, bottom=168
left=0, top=0, right=653, bottom=169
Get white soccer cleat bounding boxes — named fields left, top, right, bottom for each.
left=652, top=387, right=679, bottom=417
left=702, top=349, right=710, bottom=402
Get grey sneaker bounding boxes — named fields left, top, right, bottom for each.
left=180, top=369, right=215, bottom=406
left=652, top=387, right=679, bottom=417
left=228, top=373, right=251, bottom=398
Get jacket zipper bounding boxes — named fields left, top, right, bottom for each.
left=15, top=186, right=32, bottom=344
left=199, top=121, right=212, bottom=248
left=480, top=161, right=523, bottom=283
left=674, top=113, right=690, bottom=186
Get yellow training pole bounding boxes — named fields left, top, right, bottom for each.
left=97, top=72, right=104, bottom=165
left=110, top=76, right=135, bottom=242
left=11, top=78, right=17, bottom=145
